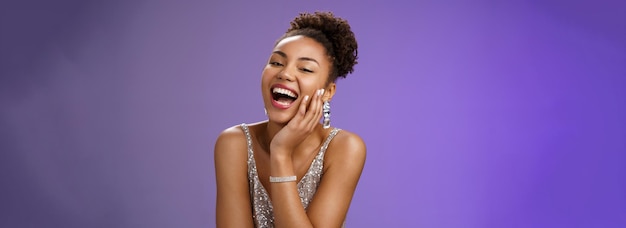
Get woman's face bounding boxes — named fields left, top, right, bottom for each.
left=261, top=35, right=334, bottom=125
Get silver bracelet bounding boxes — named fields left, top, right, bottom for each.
left=269, top=175, right=297, bottom=183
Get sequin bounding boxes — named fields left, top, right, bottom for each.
left=240, top=124, right=340, bottom=228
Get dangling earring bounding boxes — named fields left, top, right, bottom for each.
left=264, top=108, right=268, bottom=116
left=322, top=101, right=331, bottom=129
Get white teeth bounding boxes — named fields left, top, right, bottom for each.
left=272, top=87, right=297, bottom=98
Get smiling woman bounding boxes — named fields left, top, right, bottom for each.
left=214, top=12, right=365, bottom=228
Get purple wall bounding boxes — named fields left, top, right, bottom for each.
left=1, top=0, right=624, bottom=227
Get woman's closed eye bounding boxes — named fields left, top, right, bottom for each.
left=269, top=61, right=284, bottom=66
left=301, top=68, right=314, bottom=73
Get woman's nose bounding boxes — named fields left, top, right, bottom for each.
left=277, top=68, right=295, bottom=81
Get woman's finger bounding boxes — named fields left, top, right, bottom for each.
left=304, top=89, right=323, bottom=128
left=290, top=91, right=314, bottom=129
left=298, top=95, right=310, bottom=117
left=312, top=90, right=325, bottom=128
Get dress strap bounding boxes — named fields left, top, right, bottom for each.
left=239, top=123, right=254, bottom=160
left=317, top=128, right=341, bottom=159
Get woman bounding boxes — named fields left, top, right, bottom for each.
left=214, top=11, right=366, bottom=228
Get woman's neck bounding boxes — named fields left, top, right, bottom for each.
left=260, top=121, right=324, bottom=155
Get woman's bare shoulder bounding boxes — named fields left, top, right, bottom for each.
left=217, top=125, right=245, bottom=142
left=214, top=125, right=247, bottom=157
left=334, top=129, right=366, bottom=151
left=326, top=128, right=366, bottom=164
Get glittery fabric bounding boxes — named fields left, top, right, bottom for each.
left=240, top=123, right=341, bottom=228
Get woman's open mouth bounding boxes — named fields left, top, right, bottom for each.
left=270, top=85, right=299, bottom=109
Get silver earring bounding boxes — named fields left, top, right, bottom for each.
left=264, top=108, right=267, bottom=116
left=322, top=101, right=331, bottom=129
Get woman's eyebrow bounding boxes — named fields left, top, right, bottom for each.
left=272, top=51, right=320, bottom=66
left=298, top=57, right=319, bottom=66
left=273, top=51, right=287, bottom=58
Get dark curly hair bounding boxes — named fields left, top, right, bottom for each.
left=276, top=11, right=358, bottom=83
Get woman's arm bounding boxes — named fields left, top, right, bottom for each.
left=271, top=131, right=366, bottom=228
left=304, top=132, right=366, bottom=226
left=214, top=126, right=254, bottom=228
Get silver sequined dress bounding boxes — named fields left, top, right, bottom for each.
left=240, top=123, right=341, bottom=228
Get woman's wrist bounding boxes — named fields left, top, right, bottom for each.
left=270, top=150, right=295, bottom=178
left=270, top=148, right=292, bottom=161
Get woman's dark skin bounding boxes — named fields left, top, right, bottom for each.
left=215, top=32, right=365, bottom=227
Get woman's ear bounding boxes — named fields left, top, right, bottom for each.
left=323, top=82, right=336, bottom=102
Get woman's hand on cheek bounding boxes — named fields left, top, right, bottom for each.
left=270, top=89, right=325, bottom=156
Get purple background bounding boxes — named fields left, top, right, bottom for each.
left=1, top=0, right=625, bottom=227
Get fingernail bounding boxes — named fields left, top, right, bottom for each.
left=304, top=95, right=309, bottom=101
left=320, top=89, right=325, bottom=96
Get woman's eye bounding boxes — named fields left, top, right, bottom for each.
left=301, top=68, right=313, bottom=73
left=270, top=62, right=283, bottom=66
